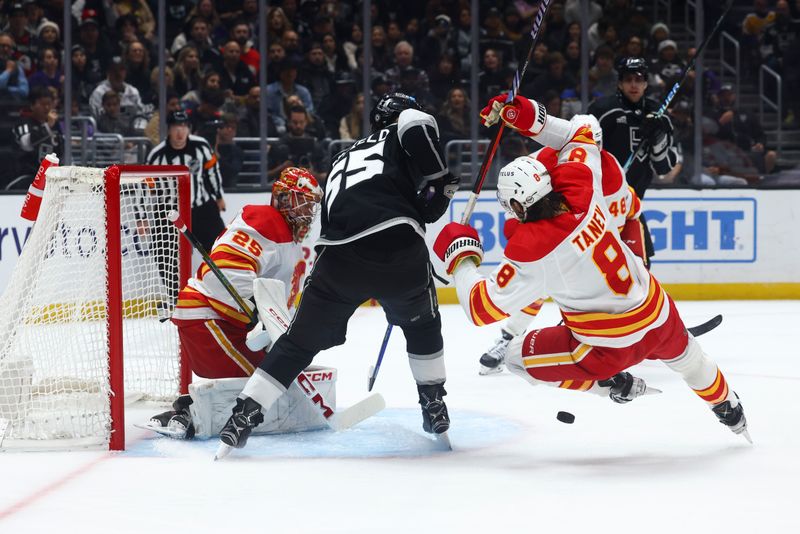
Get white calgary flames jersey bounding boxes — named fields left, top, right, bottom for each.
left=174, top=205, right=306, bottom=326
left=454, top=119, right=668, bottom=348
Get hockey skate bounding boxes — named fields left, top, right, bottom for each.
left=599, top=372, right=662, bottom=404
left=216, top=397, right=264, bottom=459
left=479, top=330, right=514, bottom=375
left=417, top=383, right=450, bottom=434
left=141, top=394, right=195, bottom=439
left=712, top=393, right=752, bottom=443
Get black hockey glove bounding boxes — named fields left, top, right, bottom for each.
left=640, top=113, right=672, bottom=143
left=416, top=172, right=460, bottom=223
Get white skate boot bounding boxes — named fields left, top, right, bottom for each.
left=479, top=330, right=514, bottom=375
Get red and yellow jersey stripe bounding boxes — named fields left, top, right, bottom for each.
left=558, top=379, right=595, bottom=391
left=468, top=280, right=510, bottom=326
left=197, top=244, right=259, bottom=280
left=176, top=285, right=251, bottom=326
left=521, top=299, right=544, bottom=317
left=561, top=275, right=666, bottom=341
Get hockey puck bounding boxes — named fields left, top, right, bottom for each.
left=556, top=411, right=575, bottom=424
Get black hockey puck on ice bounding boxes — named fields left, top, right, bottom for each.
left=556, top=411, right=575, bottom=424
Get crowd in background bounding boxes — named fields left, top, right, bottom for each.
left=0, top=0, right=798, bottom=189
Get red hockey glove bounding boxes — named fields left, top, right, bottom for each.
left=480, top=94, right=548, bottom=136
left=433, top=222, right=483, bottom=274
left=479, top=93, right=509, bottom=127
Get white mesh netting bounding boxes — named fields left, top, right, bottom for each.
left=0, top=166, right=186, bottom=449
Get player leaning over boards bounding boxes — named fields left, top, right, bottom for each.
left=217, top=93, right=460, bottom=451
left=433, top=96, right=750, bottom=441
left=148, top=167, right=322, bottom=438
left=478, top=113, right=647, bottom=375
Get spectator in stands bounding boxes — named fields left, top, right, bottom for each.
left=564, top=22, right=582, bottom=50
left=215, top=113, right=244, bottom=189
left=589, top=44, right=617, bottom=98
left=588, top=18, right=620, bottom=53
left=370, top=25, right=392, bottom=72
left=385, top=20, right=404, bottom=51
left=279, top=30, right=303, bottom=65
left=623, top=35, right=645, bottom=59
left=542, top=89, right=563, bottom=118
left=144, top=90, right=181, bottom=145
left=111, top=14, right=144, bottom=59
left=603, top=0, right=635, bottom=38
left=110, top=0, right=156, bottom=42
left=437, top=87, right=471, bottom=145
left=24, top=1, right=45, bottom=32
left=96, top=90, right=139, bottom=136
left=527, top=42, right=549, bottom=80
left=308, top=14, right=335, bottom=46
left=299, top=41, right=334, bottom=111
left=385, top=40, right=430, bottom=94
left=560, top=88, right=582, bottom=119
left=524, top=52, right=576, bottom=102
left=404, top=17, right=422, bottom=51
left=190, top=87, right=226, bottom=145
left=33, top=18, right=60, bottom=59
left=283, top=94, right=326, bottom=140
left=370, top=75, right=391, bottom=107
left=5, top=3, right=33, bottom=75
left=182, top=69, right=222, bottom=109
left=147, top=65, right=175, bottom=109
left=123, top=41, right=151, bottom=103
left=267, top=59, right=314, bottom=134
left=321, top=32, right=348, bottom=74
left=741, top=0, right=776, bottom=73
left=70, top=44, right=99, bottom=109
left=267, top=6, right=293, bottom=44
left=267, top=41, right=287, bottom=77
left=502, top=5, right=525, bottom=42
left=342, top=23, right=362, bottom=71
left=318, top=71, right=356, bottom=137
left=650, top=40, right=685, bottom=100
left=77, top=8, right=111, bottom=79
left=173, top=45, right=202, bottom=99
left=230, top=20, right=259, bottom=76
left=478, top=48, right=511, bottom=105
left=191, top=0, right=227, bottom=45
left=163, top=0, right=193, bottom=44
left=171, top=17, right=221, bottom=69
left=275, top=105, right=326, bottom=180
left=647, top=22, right=670, bottom=58
left=701, top=119, right=759, bottom=186
left=27, top=44, right=61, bottom=99
left=455, top=7, right=478, bottom=74
left=219, top=40, right=256, bottom=98
left=11, top=86, right=62, bottom=182
left=419, top=14, right=454, bottom=72
left=339, top=92, right=364, bottom=141
left=564, top=40, right=581, bottom=80
left=236, top=86, right=278, bottom=138
left=89, top=56, right=148, bottom=133
left=429, top=54, right=461, bottom=107
left=0, top=32, right=28, bottom=101
left=565, top=0, right=602, bottom=26
left=543, top=1, right=568, bottom=52
left=713, top=83, right=777, bottom=176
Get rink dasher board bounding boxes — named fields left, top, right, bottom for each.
left=2, top=189, right=799, bottom=299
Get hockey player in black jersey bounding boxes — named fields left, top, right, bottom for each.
left=588, top=57, right=679, bottom=264
left=218, top=93, right=460, bottom=451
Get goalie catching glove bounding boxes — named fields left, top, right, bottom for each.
left=433, top=222, right=483, bottom=274
left=479, top=94, right=548, bottom=137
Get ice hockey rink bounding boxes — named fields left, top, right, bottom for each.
left=0, top=299, right=798, bottom=533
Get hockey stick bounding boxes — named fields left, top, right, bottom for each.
left=461, top=0, right=553, bottom=224
left=688, top=314, right=722, bottom=337
left=167, top=211, right=385, bottom=434
left=622, top=0, right=734, bottom=172
left=368, top=323, right=392, bottom=391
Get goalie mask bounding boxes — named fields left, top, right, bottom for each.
left=272, top=167, right=323, bottom=242
left=496, top=156, right=552, bottom=222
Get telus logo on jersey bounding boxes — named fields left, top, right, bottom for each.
left=643, top=198, right=756, bottom=263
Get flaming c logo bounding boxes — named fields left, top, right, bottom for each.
left=505, top=108, right=518, bottom=121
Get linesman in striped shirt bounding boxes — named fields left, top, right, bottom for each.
left=146, top=110, right=226, bottom=251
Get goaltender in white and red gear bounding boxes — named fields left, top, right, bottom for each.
left=436, top=98, right=750, bottom=440
left=477, top=107, right=647, bottom=375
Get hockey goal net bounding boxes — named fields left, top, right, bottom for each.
left=0, top=165, right=191, bottom=450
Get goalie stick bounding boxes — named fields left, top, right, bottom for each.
left=166, top=212, right=385, bottom=445
left=622, top=0, right=734, bottom=172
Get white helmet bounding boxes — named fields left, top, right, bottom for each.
left=496, top=156, right=552, bottom=221
left=572, top=114, right=602, bottom=149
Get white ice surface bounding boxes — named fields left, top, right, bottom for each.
left=1, top=301, right=798, bottom=533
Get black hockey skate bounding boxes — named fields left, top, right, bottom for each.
left=712, top=393, right=752, bottom=443
left=479, top=330, right=514, bottom=375
left=219, top=397, right=264, bottom=449
left=147, top=394, right=195, bottom=439
left=598, top=372, right=661, bottom=404
left=417, top=383, right=450, bottom=434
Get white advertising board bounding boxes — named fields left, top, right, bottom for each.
left=1, top=189, right=799, bottom=299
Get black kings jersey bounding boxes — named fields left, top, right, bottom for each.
left=319, top=109, right=448, bottom=245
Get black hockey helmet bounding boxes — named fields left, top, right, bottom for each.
left=617, top=57, right=648, bottom=80
left=369, top=92, right=422, bottom=131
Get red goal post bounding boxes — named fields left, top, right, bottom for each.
left=0, top=164, right=192, bottom=451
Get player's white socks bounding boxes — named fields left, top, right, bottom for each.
left=240, top=368, right=287, bottom=410
left=408, top=349, right=446, bottom=385
left=663, top=336, right=736, bottom=405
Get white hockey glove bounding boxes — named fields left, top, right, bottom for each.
left=245, top=321, right=272, bottom=352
